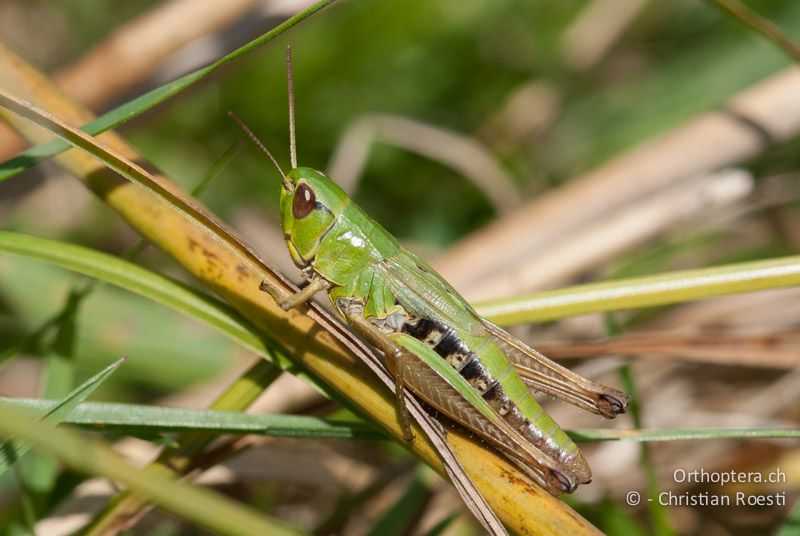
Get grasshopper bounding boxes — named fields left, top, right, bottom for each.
left=240, top=48, right=630, bottom=495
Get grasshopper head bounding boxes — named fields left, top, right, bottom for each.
left=280, top=167, right=349, bottom=268
left=230, top=49, right=350, bottom=270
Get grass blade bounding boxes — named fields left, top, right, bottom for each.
left=0, top=231, right=274, bottom=363
left=706, top=0, right=800, bottom=65
left=14, top=400, right=791, bottom=444
left=0, top=0, right=336, bottom=183
left=476, top=255, right=800, bottom=325
left=194, top=138, right=242, bottom=194
left=607, top=315, right=674, bottom=536
left=2, top=398, right=383, bottom=440
left=0, top=357, right=126, bottom=475
left=83, top=358, right=285, bottom=535
left=0, top=403, right=304, bottom=536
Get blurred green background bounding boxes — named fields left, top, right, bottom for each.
left=4, top=0, right=798, bottom=391
left=1, top=0, right=799, bottom=534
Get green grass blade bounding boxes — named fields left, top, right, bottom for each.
left=606, top=316, right=674, bottom=536
left=0, top=0, right=336, bottom=183
left=193, top=139, right=241, bottom=195
left=82, top=360, right=286, bottom=536
left=29, top=358, right=126, bottom=422
left=0, top=137, right=237, bottom=371
left=0, top=231, right=275, bottom=363
left=41, top=288, right=82, bottom=400
left=0, top=357, right=125, bottom=475
left=10, top=398, right=793, bottom=443
left=476, top=255, right=800, bottom=325
left=706, top=0, right=800, bottom=65
left=0, top=90, right=283, bottom=304
left=0, top=403, right=304, bottom=536
left=2, top=398, right=383, bottom=441
left=27, top=288, right=84, bottom=510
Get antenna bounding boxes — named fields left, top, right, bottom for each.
left=227, top=111, right=291, bottom=189
left=286, top=45, right=298, bottom=170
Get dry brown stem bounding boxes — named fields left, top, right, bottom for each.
left=434, top=66, right=800, bottom=299
left=327, top=113, right=521, bottom=213
left=539, top=330, right=800, bottom=369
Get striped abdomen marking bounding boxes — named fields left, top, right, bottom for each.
left=400, top=316, right=550, bottom=452
left=402, top=318, right=491, bottom=389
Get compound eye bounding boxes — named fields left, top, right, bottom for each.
left=292, top=183, right=316, bottom=219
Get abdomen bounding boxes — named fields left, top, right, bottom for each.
left=396, top=313, right=586, bottom=477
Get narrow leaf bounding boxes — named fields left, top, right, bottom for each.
left=0, top=0, right=336, bottom=182
left=0, top=357, right=126, bottom=475
left=0, top=403, right=304, bottom=536
left=477, top=255, right=800, bottom=325
left=82, top=359, right=286, bottom=535
left=0, top=231, right=273, bottom=363
left=2, top=398, right=383, bottom=440
left=11, top=399, right=792, bottom=444
left=193, top=139, right=241, bottom=195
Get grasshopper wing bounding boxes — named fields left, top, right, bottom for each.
left=377, top=254, right=487, bottom=335
left=378, top=252, right=628, bottom=419
left=482, top=320, right=629, bottom=418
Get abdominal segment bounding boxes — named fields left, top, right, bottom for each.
left=398, top=316, right=554, bottom=455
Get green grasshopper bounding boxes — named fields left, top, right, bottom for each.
left=239, top=48, right=630, bottom=495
